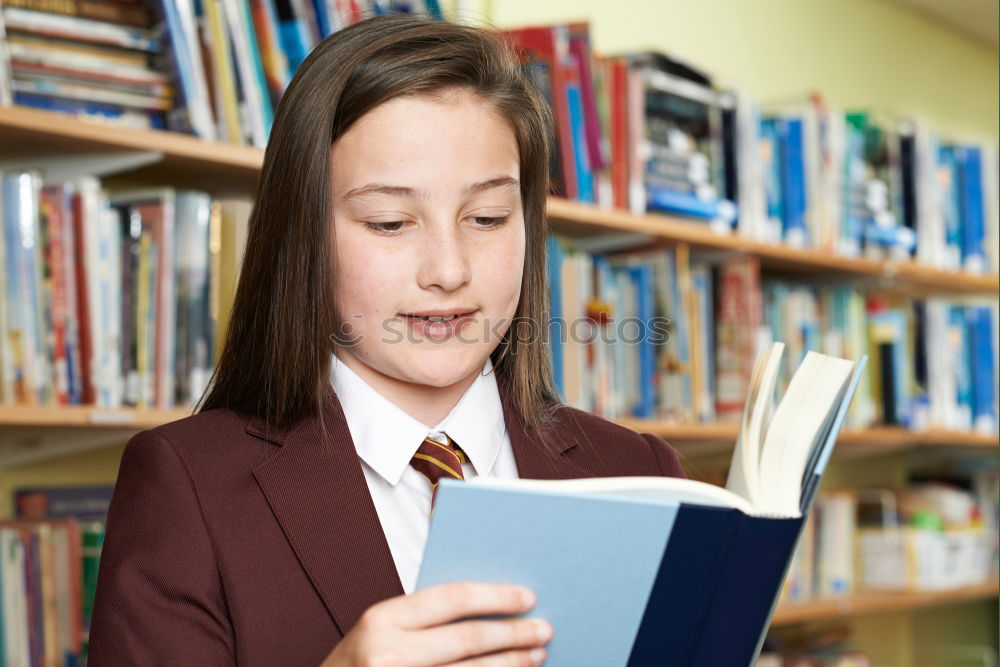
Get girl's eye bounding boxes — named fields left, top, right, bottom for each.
left=471, top=216, right=510, bottom=228
left=364, top=221, right=408, bottom=235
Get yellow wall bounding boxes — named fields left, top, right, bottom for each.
left=458, top=0, right=998, bottom=142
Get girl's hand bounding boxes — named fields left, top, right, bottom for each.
left=320, top=582, right=552, bottom=666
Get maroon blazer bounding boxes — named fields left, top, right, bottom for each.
left=88, top=379, right=686, bottom=666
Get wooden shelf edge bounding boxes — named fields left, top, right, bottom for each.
left=1, top=407, right=995, bottom=450
left=771, top=579, right=1000, bottom=626
left=0, top=105, right=264, bottom=171
left=0, top=404, right=195, bottom=429
left=613, top=420, right=999, bottom=450
left=546, top=197, right=1000, bottom=295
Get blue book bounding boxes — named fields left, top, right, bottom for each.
left=628, top=264, right=655, bottom=418
left=950, top=306, right=974, bottom=429
left=546, top=235, right=564, bottom=398
left=967, top=307, right=996, bottom=433
left=418, top=347, right=867, bottom=667
left=777, top=117, right=808, bottom=245
left=566, top=82, right=595, bottom=204
left=939, top=146, right=964, bottom=268
left=760, top=119, right=784, bottom=235
left=646, top=187, right=738, bottom=224
left=958, top=147, right=986, bottom=272
left=274, top=0, right=313, bottom=74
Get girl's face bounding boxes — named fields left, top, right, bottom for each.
left=330, top=88, right=525, bottom=396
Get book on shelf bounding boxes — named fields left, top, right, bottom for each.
left=545, top=231, right=998, bottom=434
left=502, top=22, right=999, bottom=270
left=0, top=170, right=251, bottom=408
left=417, top=343, right=867, bottom=666
left=2, top=484, right=112, bottom=665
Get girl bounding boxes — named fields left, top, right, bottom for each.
left=88, top=14, right=686, bottom=666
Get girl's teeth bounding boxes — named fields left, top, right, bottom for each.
left=424, top=315, right=457, bottom=322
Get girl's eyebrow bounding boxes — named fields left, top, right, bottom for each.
left=340, top=175, right=519, bottom=201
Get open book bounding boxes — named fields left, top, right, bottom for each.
left=416, top=344, right=867, bottom=667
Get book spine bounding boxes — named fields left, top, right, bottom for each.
left=2, top=7, right=159, bottom=51
left=566, top=79, right=595, bottom=204
left=546, top=235, right=564, bottom=398
left=780, top=117, right=808, bottom=246
left=969, top=307, right=996, bottom=434
left=959, top=147, right=986, bottom=273
left=41, top=185, right=69, bottom=405
left=3, top=0, right=150, bottom=28
left=689, top=514, right=804, bottom=665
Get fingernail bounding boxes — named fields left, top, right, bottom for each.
left=529, top=647, right=546, bottom=664
left=532, top=619, right=552, bottom=642
left=520, top=587, right=536, bottom=607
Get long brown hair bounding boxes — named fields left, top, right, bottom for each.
left=199, top=14, right=561, bottom=431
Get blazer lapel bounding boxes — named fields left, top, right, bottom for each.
left=250, top=390, right=404, bottom=637
left=497, top=375, right=595, bottom=481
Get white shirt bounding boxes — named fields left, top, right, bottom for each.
left=330, top=354, right=520, bottom=594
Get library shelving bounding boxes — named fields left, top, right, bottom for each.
left=2, top=105, right=998, bottom=295
left=771, top=579, right=1000, bottom=627
left=612, top=419, right=1000, bottom=459
left=1, top=404, right=995, bottom=468
left=1, top=105, right=998, bottom=468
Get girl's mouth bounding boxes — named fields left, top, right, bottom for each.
left=401, top=310, right=477, bottom=340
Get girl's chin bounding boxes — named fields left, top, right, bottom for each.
left=394, top=356, right=487, bottom=389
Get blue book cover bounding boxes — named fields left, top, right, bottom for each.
left=629, top=264, right=655, bottom=418
left=777, top=118, right=808, bottom=245
left=566, top=82, right=595, bottom=204
left=841, top=122, right=866, bottom=255
left=308, top=0, right=332, bottom=37
left=967, top=307, right=996, bottom=433
left=274, top=0, right=313, bottom=74
left=939, top=146, right=963, bottom=267
left=546, top=235, right=564, bottom=399
left=645, top=188, right=738, bottom=223
left=958, top=146, right=986, bottom=272
left=950, top=306, right=973, bottom=428
left=419, top=483, right=681, bottom=666
left=760, top=118, right=784, bottom=234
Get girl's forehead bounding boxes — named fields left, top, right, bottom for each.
left=330, top=94, right=520, bottom=197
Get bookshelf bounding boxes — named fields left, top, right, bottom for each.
left=0, top=106, right=997, bottom=466
left=1, top=405, right=995, bottom=468
left=2, top=106, right=998, bottom=295
left=771, top=579, right=1000, bottom=627
left=0, top=106, right=260, bottom=195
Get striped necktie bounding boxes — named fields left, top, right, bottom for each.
left=409, top=434, right=467, bottom=512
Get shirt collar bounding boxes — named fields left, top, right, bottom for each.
left=330, top=354, right=507, bottom=486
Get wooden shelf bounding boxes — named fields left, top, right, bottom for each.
left=0, top=404, right=194, bottom=428
left=546, top=197, right=1000, bottom=295
left=0, top=405, right=196, bottom=467
left=0, top=106, right=262, bottom=195
left=0, top=405, right=993, bottom=467
left=613, top=419, right=999, bottom=458
left=2, top=106, right=997, bottom=294
left=771, top=580, right=999, bottom=626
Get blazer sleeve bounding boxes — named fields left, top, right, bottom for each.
left=88, top=429, right=236, bottom=666
left=640, top=432, right=688, bottom=479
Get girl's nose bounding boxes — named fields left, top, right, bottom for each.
left=416, top=221, right=472, bottom=292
